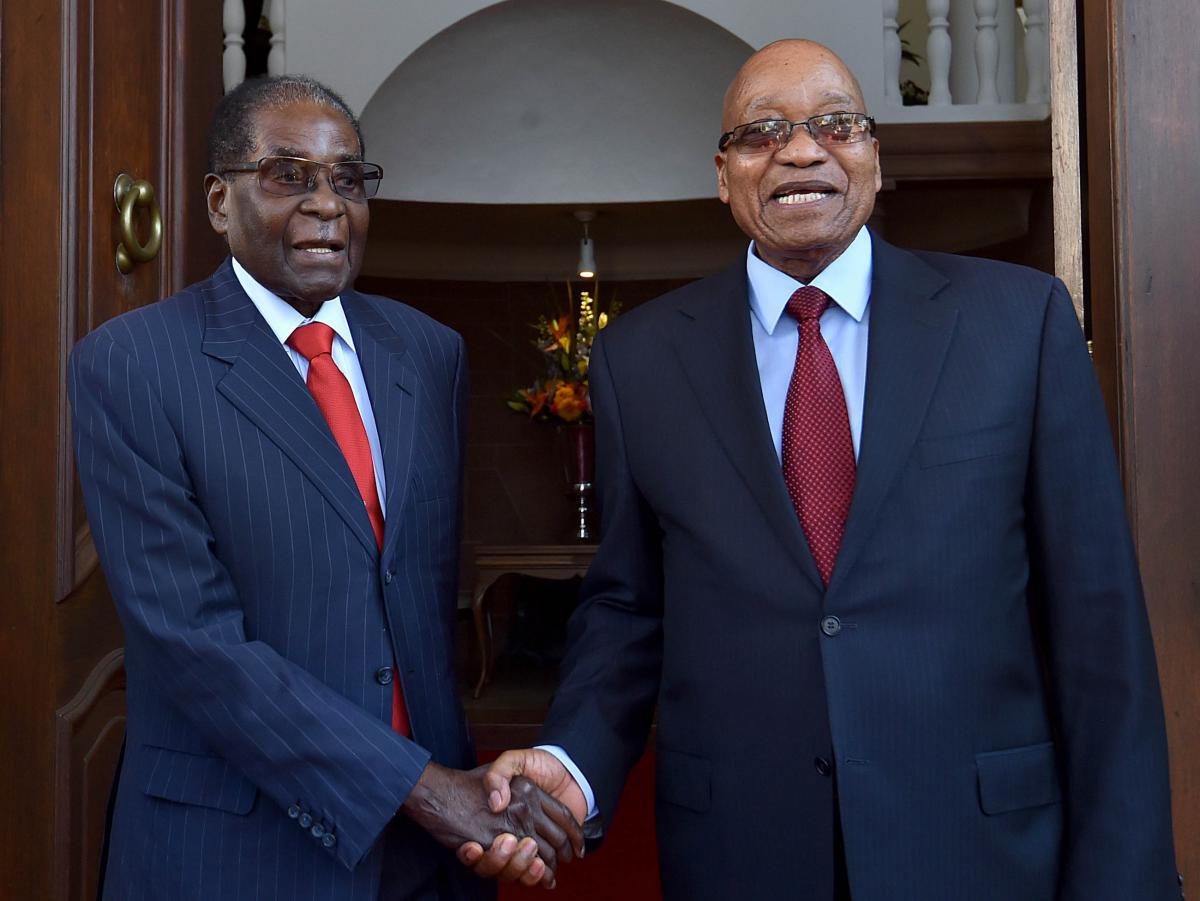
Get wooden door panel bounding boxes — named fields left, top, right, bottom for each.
left=53, top=649, right=126, bottom=901
left=63, top=0, right=172, bottom=599
left=53, top=7, right=178, bottom=896
left=0, top=1, right=222, bottom=898
left=81, top=0, right=170, bottom=334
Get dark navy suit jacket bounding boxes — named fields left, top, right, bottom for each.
left=69, top=260, right=489, bottom=901
left=541, top=236, right=1179, bottom=900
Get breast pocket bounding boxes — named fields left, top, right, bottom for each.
left=919, top=422, right=1024, bottom=468
left=142, top=745, right=257, bottom=815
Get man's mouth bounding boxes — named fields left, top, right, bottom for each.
left=293, top=240, right=346, bottom=256
left=770, top=183, right=836, bottom=206
left=775, top=191, right=828, bottom=205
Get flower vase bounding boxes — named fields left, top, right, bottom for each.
left=563, top=422, right=595, bottom=540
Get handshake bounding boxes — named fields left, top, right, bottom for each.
left=402, top=748, right=588, bottom=889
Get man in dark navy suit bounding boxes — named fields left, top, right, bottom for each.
left=69, top=75, right=579, bottom=901
left=462, top=40, right=1181, bottom=900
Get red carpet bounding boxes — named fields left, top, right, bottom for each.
left=477, top=751, right=662, bottom=901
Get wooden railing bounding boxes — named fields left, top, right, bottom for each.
left=883, top=0, right=1050, bottom=120
left=223, top=0, right=286, bottom=92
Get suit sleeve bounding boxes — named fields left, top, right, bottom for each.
left=68, top=328, right=430, bottom=872
left=539, top=333, right=664, bottom=827
left=1024, top=283, right=1179, bottom=899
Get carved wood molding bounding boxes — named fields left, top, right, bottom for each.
left=54, top=648, right=126, bottom=901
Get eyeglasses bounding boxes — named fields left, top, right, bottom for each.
left=718, top=112, right=876, bottom=153
left=221, top=156, right=384, bottom=201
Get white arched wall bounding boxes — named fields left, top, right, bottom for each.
left=359, top=0, right=755, bottom=203
left=285, top=0, right=888, bottom=126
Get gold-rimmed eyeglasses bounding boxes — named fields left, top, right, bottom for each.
left=220, top=155, right=384, bottom=201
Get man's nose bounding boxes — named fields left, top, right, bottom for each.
left=775, top=127, right=829, bottom=165
left=302, top=171, right=346, bottom=216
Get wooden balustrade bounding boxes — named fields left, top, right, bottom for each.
left=222, top=0, right=245, bottom=93
left=1023, top=0, right=1050, bottom=103
left=893, top=0, right=1050, bottom=118
left=267, top=0, right=287, bottom=77
left=223, top=0, right=286, bottom=91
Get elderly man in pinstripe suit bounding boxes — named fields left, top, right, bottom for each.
left=69, top=76, right=580, bottom=901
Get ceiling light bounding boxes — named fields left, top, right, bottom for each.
left=575, top=210, right=597, bottom=279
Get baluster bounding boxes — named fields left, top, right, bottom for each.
left=1023, top=0, right=1049, bottom=102
left=883, top=0, right=902, bottom=103
left=974, top=0, right=1001, bottom=103
left=926, top=0, right=953, bottom=105
left=268, top=0, right=287, bottom=76
left=222, top=0, right=245, bottom=92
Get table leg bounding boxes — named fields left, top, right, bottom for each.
left=472, top=577, right=497, bottom=699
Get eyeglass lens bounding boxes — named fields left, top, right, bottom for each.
left=258, top=157, right=383, bottom=200
left=731, top=114, right=871, bottom=152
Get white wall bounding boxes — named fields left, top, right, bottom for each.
left=286, top=0, right=890, bottom=118
left=285, top=0, right=898, bottom=203
left=358, top=0, right=753, bottom=203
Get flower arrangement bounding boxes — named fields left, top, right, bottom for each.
left=506, top=285, right=617, bottom=424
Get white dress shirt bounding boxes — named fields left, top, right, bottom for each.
left=541, top=227, right=875, bottom=821
left=231, top=257, right=387, bottom=511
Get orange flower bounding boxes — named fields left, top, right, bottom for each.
left=546, top=315, right=572, bottom=353
left=521, top=386, right=550, bottom=418
left=550, top=382, right=588, bottom=422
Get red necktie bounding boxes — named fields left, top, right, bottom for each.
left=288, top=322, right=410, bottom=736
left=781, top=287, right=856, bottom=586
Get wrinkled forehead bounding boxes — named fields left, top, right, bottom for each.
left=723, top=49, right=866, bottom=128
left=248, top=102, right=362, bottom=160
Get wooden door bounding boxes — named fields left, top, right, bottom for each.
left=0, top=3, right=224, bottom=899
left=1080, top=0, right=1200, bottom=887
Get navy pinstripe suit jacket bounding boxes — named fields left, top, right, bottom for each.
left=69, top=259, right=489, bottom=901
left=541, top=235, right=1179, bottom=900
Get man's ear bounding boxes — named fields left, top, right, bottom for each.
left=715, top=152, right=730, bottom=205
left=204, top=173, right=230, bottom=236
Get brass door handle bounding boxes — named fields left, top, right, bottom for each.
left=114, top=173, right=162, bottom=274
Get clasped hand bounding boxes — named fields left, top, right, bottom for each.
left=402, top=760, right=583, bottom=888
left=455, top=749, right=590, bottom=889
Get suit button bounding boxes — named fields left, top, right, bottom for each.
left=820, top=615, right=842, bottom=637
left=375, top=666, right=394, bottom=685
left=287, top=804, right=301, bottom=819
left=311, top=823, right=325, bottom=839
left=322, top=833, right=337, bottom=849
left=384, top=570, right=394, bottom=584
left=298, top=812, right=313, bottom=829
left=814, top=757, right=833, bottom=777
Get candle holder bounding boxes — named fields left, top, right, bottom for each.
left=564, top=423, right=595, bottom=541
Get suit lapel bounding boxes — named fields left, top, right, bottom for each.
left=342, top=291, right=418, bottom=562
left=200, top=260, right=379, bottom=557
left=669, top=262, right=824, bottom=591
left=827, top=237, right=956, bottom=595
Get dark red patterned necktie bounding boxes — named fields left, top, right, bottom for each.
left=781, top=287, right=856, bottom=586
left=288, top=322, right=410, bottom=736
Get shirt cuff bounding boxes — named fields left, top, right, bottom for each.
left=535, top=744, right=599, bottom=820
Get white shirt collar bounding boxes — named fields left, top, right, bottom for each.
left=231, top=256, right=356, bottom=352
left=746, top=226, right=873, bottom=335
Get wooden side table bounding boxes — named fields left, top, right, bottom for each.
left=471, top=544, right=597, bottom=698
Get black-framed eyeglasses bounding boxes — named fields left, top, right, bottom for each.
left=221, top=155, right=384, bottom=201
left=718, top=112, right=876, bottom=153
